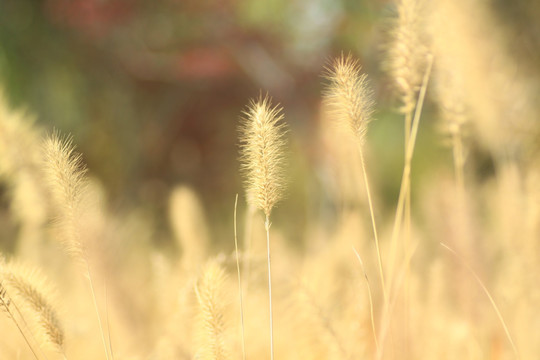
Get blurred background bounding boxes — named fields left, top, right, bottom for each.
left=1, top=0, right=539, bottom=244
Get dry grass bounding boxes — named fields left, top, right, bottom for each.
left=323, top=54, right=374, bottom=144
left=238, top=94, right=288, bottom=360
left=194, top=260, right=231, bottom=360
left=0, top=1, right=539, bottom=359
left=238, top=94, right=287, bottom=218
left=1, top=260, right=65, bottom=353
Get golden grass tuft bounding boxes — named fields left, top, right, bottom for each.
left=2, top=261, right=64, bottom=352
left=385, top=0, right=427, bottom=115
left=238, top=94, right=287, bottom=218
left=238, top=93, right=289, bottom=360
left=0, top=257, right=65, bottom=360
left=194, top=260, right=230, bottom=360
left=1, top=3, right=539, bottom=358
left=42, top=132, right=88, bottom=257
left=323, top=54, right=386, bottom=301
left=323, top=54, right=374, bottom=144
left=427, top=0, right=537, bottom=161
left=42, top=132, right=112, bottom=360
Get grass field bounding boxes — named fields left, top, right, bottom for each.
left=0, top=0, right=539, bottom=359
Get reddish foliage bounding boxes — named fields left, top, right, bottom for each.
left=173, top=47, right=236, bottom=80
left=45, top=0, right=133, bottom=38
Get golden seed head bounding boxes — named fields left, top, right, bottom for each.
left=239, top=94, right=287, bottom=217
left=1, top=260, right=64, bottom=351
left=194, top=260, right=229, bottom=360
left=42, top=132, right=88, bottom=257
left=323, top=54, right=374, bottom=144
left=386, top=0, right=427, bottom=114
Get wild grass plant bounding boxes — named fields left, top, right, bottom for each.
left=0, top=0, right=539, bottom=359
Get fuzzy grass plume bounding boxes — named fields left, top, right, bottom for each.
left=386, top=0, right=426, bottom=115
left=238, top=95, right=287, bottom=218
left=323, top=54, right=374, bottom=144
left=42, top=132, right=88, bottom=256
left=323, top=54, right=385, bottom=299
left=41, top=132, right=111, bottom=360
left=195, top=261, right=230, bottom=360
left=238, top=94, right=288, bottom=360
left=0, top=257, right=64, bottom=359
left=2, top=261, right=64, bottom=352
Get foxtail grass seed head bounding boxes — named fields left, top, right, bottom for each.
left=42, top=132, right=88, bottom=256
left=386, top=0, right=427, bottom=114
left=239, top=95, right=287, bottom=217
left=5, top=264, right=64, bottom=351
left=195, top=261, right=230, bottom=360
left=433, top=60, right=468, bottom=140
left=323, top=54, right=375, bottom=145
left=0, top=260, right=64, bottom=352
left=43, top=133, right=87, bottom=209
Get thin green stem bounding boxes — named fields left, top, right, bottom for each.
left=387, top=54, right=433, bottom=297
left=404, top=110, right=413, bottom=254
left=404, top=110, right=412, bottom=262
left=452, top=130, right=465, bottom=191
left=403, top=107, right=413, bottom=357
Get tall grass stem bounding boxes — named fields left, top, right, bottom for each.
left=440, top=243, right=519, bottom=358
left=452, top=132, right=465, bottom=190
left=387, top=54, right=433, bottom=296
left=357, top=146, right=387, bottom=303
left=352, top=247, right=380, bottom=353
left=265, top=216, right=274, bottom=360
left=233, top=194, right=246, bottom=360
left=86, top=263, right=111, bottom=360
